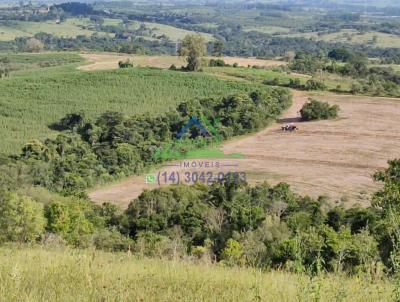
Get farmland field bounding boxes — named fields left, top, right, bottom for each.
left=128, top=21, right=214, bottom=42
left=0, top=54, right=267, bottom=155
left=0, top=18, right=113, bottom=41
left=0, top=17, right=215, bottom=43
left=281, top=30, right=400, bottom=49
left=90, top=91, right=400, bottom=207
left=78, top=53, right=285, bottom=71
left=1, top=0, right=400, bottom=299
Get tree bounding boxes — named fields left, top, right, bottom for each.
left=178, top=34, right=207, bottom=72
left=341, top=54, right=368, bottom=77
left=44, top=200, right=95, bottom=246
left=372, top=159, right=400, bottom=212
left=118, top=59, right=134, bottom=68
left=328, top=48, right=353, bottom=62
left=220, top=239, right=245, bottom=266
left=0, top=193, right=45, bottom=243
left=25, top=38, right=44, bottom=53
left=305, top=79, right=327, bottom=91
left=300, top=98, right=340, bottom=121
left=212, top=40, right=224, bottom=57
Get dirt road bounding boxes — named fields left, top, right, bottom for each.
left=89, top=91, right=400, bottom=208
left=78, top=53, right=285, bottom=71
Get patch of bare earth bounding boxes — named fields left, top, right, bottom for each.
left=218, top=56, right=285, bottom=68
left=89, top=91, right=400, bottom=208
left=78, top=53, right=285, bottom=71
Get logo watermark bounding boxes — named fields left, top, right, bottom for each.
left=153, top=115, right=244, bottom=161
left=146, top=115, right=246, bottom=185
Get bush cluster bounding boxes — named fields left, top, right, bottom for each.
left=300, top=98, right=340, bottom=121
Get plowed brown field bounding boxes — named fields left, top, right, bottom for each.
left=89, top=91, right=400, bottom=208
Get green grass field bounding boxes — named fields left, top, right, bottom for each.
left=244, top=26, right=292, bottom=35
left=2, top=52, right=82, bottom=64
left=128, top=21, right=214, bottom=42
left=0, top=246, right=394, bottom=302
left=204, top=66, right=310, bottom=84
left=0, top=18, right=113, bottom=41
left=204, top=66, right=357, bottom=92
left=0, top=55, right=266, bottom=155
left=0, top=25, right=27, bottom=41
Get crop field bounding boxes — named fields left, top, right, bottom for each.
left=78, top=55, right=356, bottom=93
left=204, top=66, right=310, bottom=83
left=78, top=53, right=285, bottom=71
left=0, top=52, right=83, bottom=71
left=0, top=246, right=393, bottom=302
left=1, top=1, right=400, bottom=299
left=78, top=53, right=188, bottom=71
left=204, top=66, right=358, bottom=92
left=90, top=91, right=400, bottom=207
left=129, top=21, right=214, bottom=42
left=0, top=58, right=266, bottom=155
left=0, top=18, right=112, bottom=41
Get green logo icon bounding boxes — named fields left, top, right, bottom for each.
left=153, top=115, right=244, bottom=161
left=145, top=174, right=157, bottom=184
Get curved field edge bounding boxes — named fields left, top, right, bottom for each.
left=0, top=246, right=393, bottom=302
left=78, top=53, right=286, bottom=71
left=0, top=65, right=267, bottom=155
left=89, top=91, right=400, bottom=206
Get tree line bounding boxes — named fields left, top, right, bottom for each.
left=285, top=49, right=400, bottom=97
left=1, top=159, right=400, bottom=278
left=0, top=88, right=291, bottom=197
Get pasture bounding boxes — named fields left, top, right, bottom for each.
left=204, top=66, right=357, bottom=92
left=0, top=17, right=215, bottom=44
left=128, top=21, right=214, bottom=42
left=0, top=56, right=266, bottom=154
left=0, top=52, right=83, bottom=71
left=0, top=246, right=393, bottom=302
left=0, top=18, right=113, bottom=41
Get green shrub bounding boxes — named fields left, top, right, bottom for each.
left=305, top=79, right=327, bottom=91
left=221, top=239, right=245, bottom=266
left=44, top=200, right=95, bottom=247
left=300, top=99, right=340, bottom=121
left=0, top=193, right=45, bottom=243
left=209, top=59, right=228, bottom=67
left=118, top=59, right=134, bottom=68
left=93, top=229, right=133, bottom=252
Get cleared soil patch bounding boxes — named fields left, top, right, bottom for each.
left=223, top=92, right=400, bottom=205
left=78, top=53, right=285, bottom=71
left=89, top=91, right=400, bottom=208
